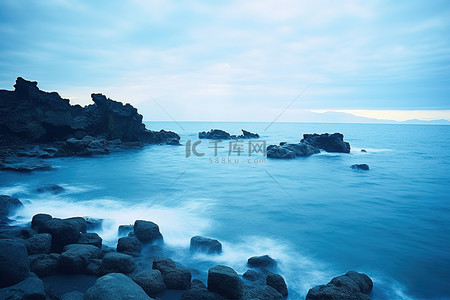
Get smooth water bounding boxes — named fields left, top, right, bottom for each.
left=1, top=122, right=449, bottom=299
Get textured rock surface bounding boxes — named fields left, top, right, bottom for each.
left=0, top=239, right=30, bottom=288
left=190, top=236, right=222, bottom=254
left=84, top=273, right=151, bottom=300
left=207, top=265, right=243, bottom=299
left=134, top=220, right=163, bottom=243
left=303, top=133, right=351, bottom=153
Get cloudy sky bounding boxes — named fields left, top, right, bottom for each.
left=0, top=0, right=449, bottom=122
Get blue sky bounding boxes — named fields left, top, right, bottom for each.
left=1, top=0, right=449, bottom=122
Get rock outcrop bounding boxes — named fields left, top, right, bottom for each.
left=0, top=77, right=180, bottom=171
left=351, top=164, right=370, bottom=171
left=190, top=236, right=222, bottom=254
left=303, top=133, right=351, bottom=153
left=267, top=142, right=319, bottom=159
left=306, top=271, right=373, bottom=300
left=199, top=129, right=259, bottom=140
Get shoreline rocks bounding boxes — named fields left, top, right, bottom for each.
left=351, top=164, right=370, bottom=171
left=199, top=129, right=259, bottom=140
left=0, top=77, right=181, bottom=172
left=190, top=236, right=222, bottom=254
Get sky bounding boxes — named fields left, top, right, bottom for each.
left=0, top=0, right=449, bottom=122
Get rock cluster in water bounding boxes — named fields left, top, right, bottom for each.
left=267, top=132, right=351, bottom=159
left=0, top=77, right=180, bottom=171
left=0, top=193, right=374, bottom=299
left=199, top=129, right=260, bottom=140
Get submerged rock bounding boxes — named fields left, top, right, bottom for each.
left=306, top=271, right=373, bottom=300
left=351, top=164, right=370, bottom=171
left=35, top=184, right=65, bottom=194
left=207, top=265, right=243, bottom=299
left=302, top=133, right=351, bottom=153
left=0, top=195, right=23, bottom=224
left=190, top=236, right=222, bottom=254
left=84, top=273, right=151, bottom=300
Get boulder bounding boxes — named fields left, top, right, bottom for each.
left=100, top=252, right=135, bottom=274
left=190, top=236, right=222, bottom=254
left=117, top=236, right=142, bottom=256
left=35, top=184, right=65, bottom=194
left=242, top=285, right=283, bottom=300
left=0, top=195, right=23, bottom=224
left=247, top=255, right=277, bottom=269
left=350, top=164, right=370, bottom=171
left=266, top=274, right=288, bottom=298
left=39, top=218, right=81, bottom=252
left=207, top=265, right=243, bottom=299
left=131, top=269, right=166, bottom=297
left=242, top=269, right=265, bottom=283
left=306, top=271, right=373, bottom=300
left=199, top=129, right=232, bottom=140
left=152, top=258, right=191, bottom=290
left=63, top=217, right=88, bottom=233
left=86, top=259, right=102, bottom=276
left=59, top=244, right=100, bottom=274
left=266, top=142, right=320, bottom=159
left=84, top=273, right=151, bottom=300
left=181, top=279, right=224, bottom=300
left=0, top=239, right=30, bottom=288
left=31, top=213, right=52, bottom=231
left=0, top=274, right=46, bottom=300
left=78, top=232, right=103, bottom=248
left=24, top=233, right=52, bottom=254
left=29, top=253, right=60, bottom=277
left=302, top=133, right=351, bottom=153
left=133, top=220, right=163, bottom=243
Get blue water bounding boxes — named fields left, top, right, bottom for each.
left=1, top=122, right=449, bottom=299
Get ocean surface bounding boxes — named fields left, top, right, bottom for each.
left=1, top=122, right=449, bottom=299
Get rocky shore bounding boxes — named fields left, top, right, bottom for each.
left=0, top=78, right=180, bottom=172
left=0, top=194, right=373, bottom=299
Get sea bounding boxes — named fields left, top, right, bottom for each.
left=1, top=122, right=449, bottom=300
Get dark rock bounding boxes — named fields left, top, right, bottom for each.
left=17, top=145, right=58, bottom=158
left=0, top=239, right=30, bottom=288
left=152, top=258, right=191, bottom=290
left=247, top=255, right=277, bottom=269
left=117, top=236, right=142, bottom=256
left=199, top=129, right=259, bottom=140
left=29, top=253, right=60, bottom=277
left=351, top=164, right=370, bottom=171
left=86, top=259, right=102, bottom=276
left=24, top=233, right=52, bottom=254
left=59, top=244, right=101, bottom=274
left=266, top=274, right=288, bottom=298
left=31, top=213, right=52, bottom=231
left=361, top=149, right=367, bottom=153
left=118, top=224, right=133, bottom=237
left=302, top=133, right=351, bottom=153
left=0, top=274, right=46, bottom=300
left=133, top=220, right=163, bottom=243
left=0, top=77, right=180, bottom=153
left=190, top=236, right=222, bottom=254
left=199, top=129, right=232, bottom=140
left=78, top=232, right=103, bottom=248
left=63, top=216, right=87, bottom=233
left=181, top=279, right=224, bottom=300
left=39, top=218, right=81, bottom=252
left=267, top=142, right=320, bottom=159
left=0, top=157, right=53, bottom=172
left=100, top=252, right=135, bottom=274
left=306, top=271, right=373, bottom=300
left=131, top=269, right=166, bottom=297
left=84, top=273, right=151, bottom=300
left=99, top=245, right=115, bottom=258
left=242, top=269, right=265, bottom=283
left=207, top=265, right=243, bottom=299
left=60, top=136, right=109, bottom=156
left=240, top=129, right=259, bottom=139
left=242, top=285, right=283, bottom=300
left=0, top=195, right=23, bottom=224
left=35, top=184, right=65, bottom=194
left=61, top=291, right=84, bottom=300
